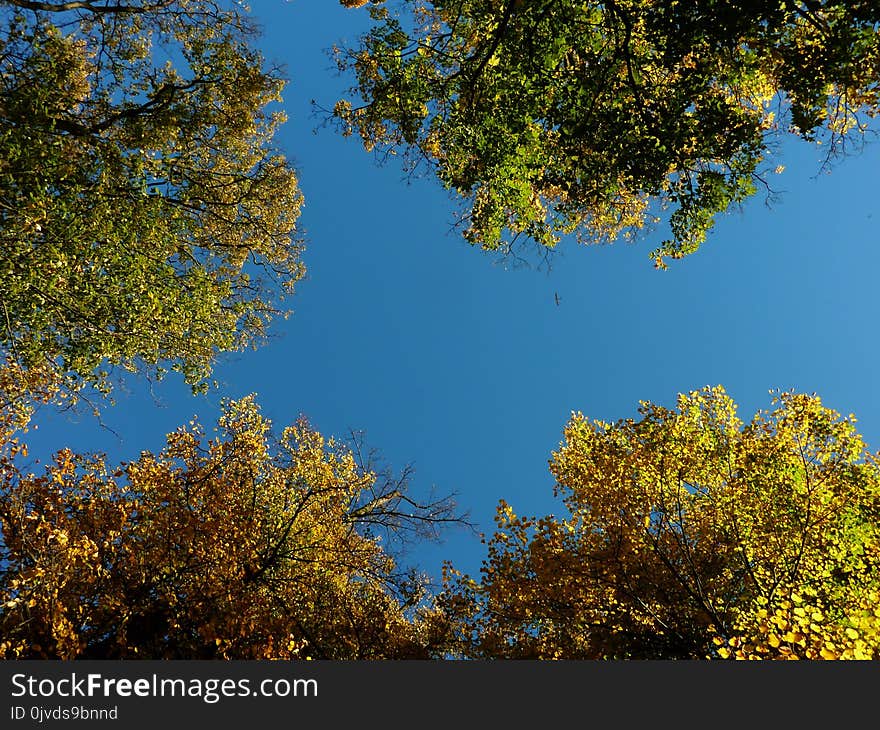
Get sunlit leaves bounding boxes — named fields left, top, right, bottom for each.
left=441, top=387, right=880, bottom=659
left=336, top=1, right=880, bottom=265
left=0, top=397, right=456, bottom=659
left=0, top=1, right=304, bottom=400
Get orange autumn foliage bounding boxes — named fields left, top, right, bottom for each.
left=0, top=397, right=454, bottom=659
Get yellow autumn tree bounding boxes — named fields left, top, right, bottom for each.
left=441, top=387, right=880, bottom=659
left=0, top=397, right=457, bottom=659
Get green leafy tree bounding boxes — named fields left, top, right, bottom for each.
left=0, top=396, right=459, bottom=659
left=0, top=1, right=304, bottom=398
left=336, top=1, right=880, bottom=264
left=441, top=387, right=880, bottom=659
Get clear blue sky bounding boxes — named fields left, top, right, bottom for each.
left=22, top=1, right=880, bottom=581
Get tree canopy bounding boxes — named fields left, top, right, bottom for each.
left=0, top=396, right=458, bottom=659
left=0, top=0, right=304, bottom=398
left=1, top=1, right=877, bottom=664
left=441, top=387, right=880, bottom=659
left=335, top=0, right=880, bottom=264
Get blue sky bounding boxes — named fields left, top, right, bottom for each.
left=22, top=1, right=880, bottom=581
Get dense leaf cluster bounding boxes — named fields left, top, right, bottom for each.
left=336, top=1, right=880, bottom=263
left=441, top=388, right=880, bottom=659
left=0, top=1, right=303, bottom=395
left=0, top=398, right=455, bottom=659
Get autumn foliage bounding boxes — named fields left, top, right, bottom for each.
left=3, top=387, right=877, bottom=660
left=2, top=1, right=878, bottom=663
left=0, top=398, right=454, bottom=659
left=441, top=388, right=880, bottom=659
